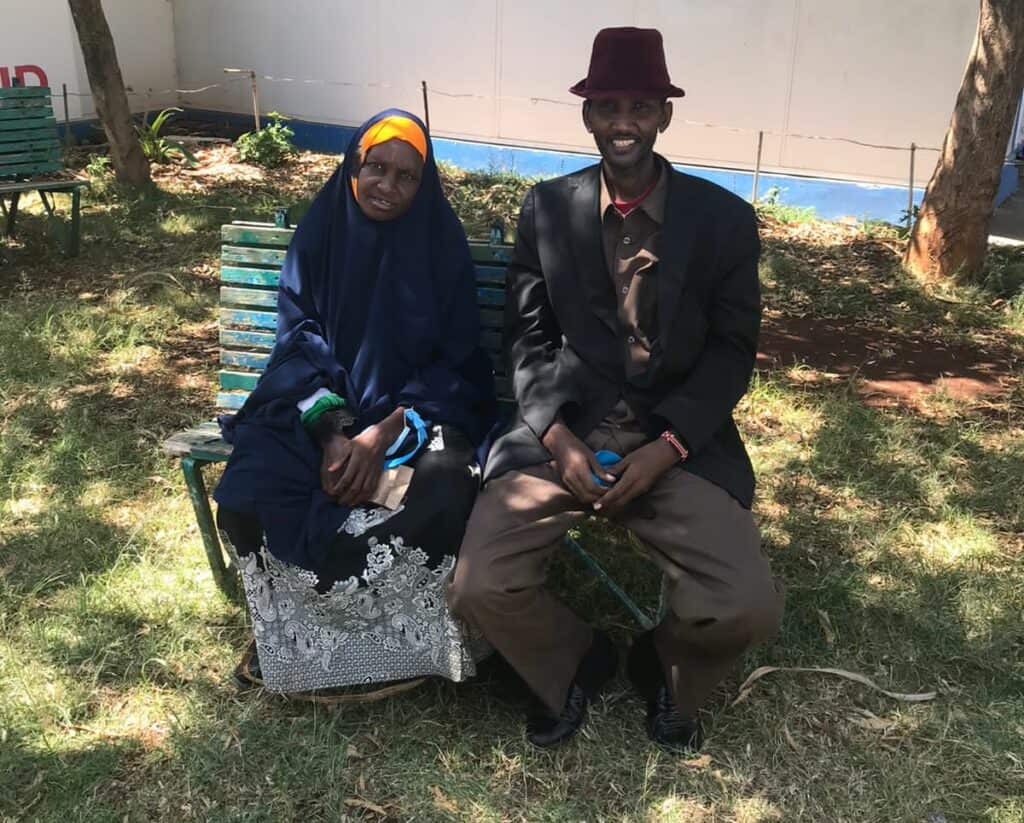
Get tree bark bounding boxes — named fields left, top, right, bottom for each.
left=67, top=0, right=150, bottom=185
left=904, top=0, right=1024, bottom=281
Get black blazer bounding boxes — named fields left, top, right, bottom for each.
left=484, top=159, right=761, bottom=508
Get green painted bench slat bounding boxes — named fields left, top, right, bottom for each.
left=220, top=286, right=278, bottom=308
left=221, top=225, right=294, bottom=246
left=475, top=265, right=507, bottom=285
left=220, top=308, right=277, bottom=330
left=477, top=287, right=505, bottom=306
left=479, top=308, right=504, bottom=328
left=0, top=160, right=63, bottom=177
left=0, top=138, right=59, bottom=153
left=220, top=329, right=276, bottom=350
left=222, top=350, right=270, bottom=370
left=0, top=87, right=50, bottom=99
left=221, top=266, right=281, bottom=287
left=217, top=392, right=246, bottom=410
left=0, top=149, right=63, bottom=166
left=0, top=116, right=56, bottom=133
left=221, top=245, right=288, bottom=266
left=220, top=370, right=259, bottom=391
left=0, top=101, right=48, bottom=114
left=0, top=128, right=61, bottom=146
left=0, top=107, right=52, bottom=121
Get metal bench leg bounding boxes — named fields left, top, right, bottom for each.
left=4, top=191, right=19, bottom=236
left=564, top=533, right=655, bottom=631
left=181, top=456, right=239, bottom=599
left=68, top=187, right=81, bottom=257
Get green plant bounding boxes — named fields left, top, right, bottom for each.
left=135, top=107, right=197, bottom=166
left=235, top=112, right=298, bottom=168
left=84, top=153, right=112, bottom=178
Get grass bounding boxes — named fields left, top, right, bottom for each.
left=2, top=146, right=1024, bottom=822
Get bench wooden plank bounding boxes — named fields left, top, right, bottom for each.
left=220, top=329, right=276, bottom=350
left=0, top=128, right=60, bottom=146
left=0, top=138, right=59, bottom=153
left=469, top=245, right=513, bottom=264
left=221, top=245, right=287, bottom=266
left=221, top=308, right=277, bottom=330
left=0, top=160, right=64, bottom=177
left=0, top=116, right=55, bottom=132
left=0, top=97, right=49, bottom=110
left=479, top=308, right=504, bottom=328
left=0, top=178, right=88, bottom=195
left=221, top=225, right=294, bottom=246
left=477, top=287, right=505, bottom=306
left=217, top=392, right=247, bottom=410
left=222, top=349, right=271, bottom=370
left=0, top=149, right=63, bottom=165
left=0, top=107, right=53, bottom=121
left=475, top=265, right=508, bottom=285
left=220, top=286, right=278, bottom=308
left=220, top=370, right=260, bottom=391
left=163, top=421, right=233, bottom=460
left=221, top=265, right=280, bottom=286
left=0, top=87, right=50, bottom=99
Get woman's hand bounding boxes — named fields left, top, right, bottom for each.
left=323, top=408, right=407, bottom=507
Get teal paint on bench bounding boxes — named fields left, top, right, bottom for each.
left=0, top=87, right=89, bottom=256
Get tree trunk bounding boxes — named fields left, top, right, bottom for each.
left=67, top=0, right=150, bottom=185
left=904, top=0, right=1024, bottom=281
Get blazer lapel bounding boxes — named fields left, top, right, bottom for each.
left=569, top=167, right=618, bottom=334
left=657, top=167, right=700, bottom=343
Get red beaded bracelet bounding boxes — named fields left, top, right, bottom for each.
left=660, top=430, right=689, bottom=461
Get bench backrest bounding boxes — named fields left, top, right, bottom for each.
left=0, top=87, right=64, bottom=180
left=218, top=222, right=513, bottom=412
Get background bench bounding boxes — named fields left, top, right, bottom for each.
left=0, top=86, right=89, bottom=256
left=163, top=218, right=661, bottom=629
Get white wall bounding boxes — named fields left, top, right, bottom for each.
left=0, top=0, right=177, bottom=119
left=171, top=0, right=977, bottom=185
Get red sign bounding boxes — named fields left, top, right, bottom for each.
left=0, top=65, right=50, bottom=88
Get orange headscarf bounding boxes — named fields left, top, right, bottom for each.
left=350, top=115, right=428, bottom=199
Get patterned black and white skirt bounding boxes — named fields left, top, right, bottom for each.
left=218, top=424, right=487, bottom=693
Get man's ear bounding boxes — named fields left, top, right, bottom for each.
left=582, top=100, right=593, bottom=133
left=660, top=100, right=673, bottom=133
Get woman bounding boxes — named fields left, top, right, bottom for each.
left=214, top=110, right=496, bottom=693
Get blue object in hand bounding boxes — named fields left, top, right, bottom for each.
left=592, top=449, right=621, bottom=488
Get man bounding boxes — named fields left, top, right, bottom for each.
left=449, top=27, right=784, bottom=752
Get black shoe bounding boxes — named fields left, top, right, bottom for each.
left=627, top=631, right=704, bottom=753
left=646, top=684, right=704, bottom=753
left=525, top=630, right=618, bottom=749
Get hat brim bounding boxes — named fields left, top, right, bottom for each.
left=569, top=79, right=685, bottom=99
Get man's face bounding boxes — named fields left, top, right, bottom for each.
left=583, top=97, right=672, bottom=175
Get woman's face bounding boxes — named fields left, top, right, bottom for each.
left=354, top=139, right=424, bottom=221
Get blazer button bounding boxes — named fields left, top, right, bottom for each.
left=622, top=235, right=633, bottom=245
left=627, top=335, right=636, bottom=344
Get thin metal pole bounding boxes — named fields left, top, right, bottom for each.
left=250, top=70, right=261, bottom=131
left=62, top=83, right=71, bottom=150
left=907, top=142, right=917, bottom=229
left=751, top=130, right=764, bottom=203
left=421, top=80, right=431, bottom=133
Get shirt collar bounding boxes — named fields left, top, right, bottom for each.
left=600, top=159, right=668, bottom=225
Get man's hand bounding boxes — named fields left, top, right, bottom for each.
left=594, top=438, right=679, bottom=517
left=542, top=420, right=616, bottom=505
left=322, top=408, right=406, bottom=507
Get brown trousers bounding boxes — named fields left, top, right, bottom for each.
left=449, top=421, right=784, bottom=716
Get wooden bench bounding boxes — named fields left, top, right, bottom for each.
left=163, top=217, right=661, bottom=629
left=0, top=86, right=89, bottom=256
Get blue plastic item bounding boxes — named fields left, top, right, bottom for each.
left=383, top=408, right=430, bottom=469
left=592, top=449, right=621, bottom=488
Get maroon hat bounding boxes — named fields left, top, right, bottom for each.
left=570, top=27, right=684, bottom=100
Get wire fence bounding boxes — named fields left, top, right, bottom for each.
left=45, top=68, right=944, bottom=223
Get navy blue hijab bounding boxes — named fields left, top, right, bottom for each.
left=214, top=110, right=496, bottom=570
